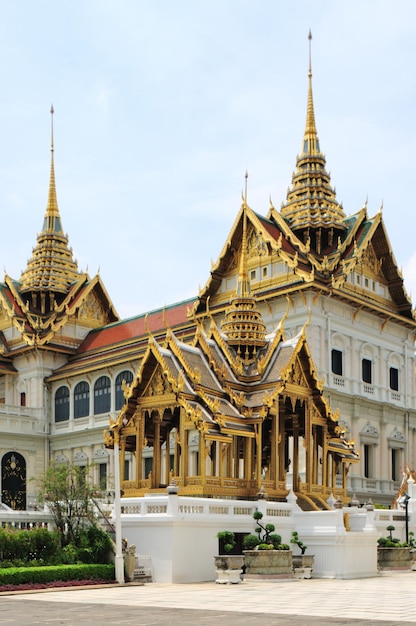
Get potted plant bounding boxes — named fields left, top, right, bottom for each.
left=290, top=531, right=314, bottom=578
left=408, top=531, right=416, bottom=570
left=377, top=525, right=411, bottom=571
left=243, top=511, right=292, bottom=579
left=214, top=531, right=244, bottom=584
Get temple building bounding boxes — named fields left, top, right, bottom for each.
left=0, top=36, right=414, bottom=510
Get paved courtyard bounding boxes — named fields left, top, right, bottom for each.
left=1, top=571, right=416, bottom=625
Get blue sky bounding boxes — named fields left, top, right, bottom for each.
left=1, top=0, right=416, bottom=319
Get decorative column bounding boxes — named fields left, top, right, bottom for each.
left=165, top=426, right=172, bottom=485
left=292, top=415, right=299, bottom=492
left=135, top=412, right=143, bottom=487
left=113, top=432, right=125, bottom=584
left=153, top=414, right=161, bottom=488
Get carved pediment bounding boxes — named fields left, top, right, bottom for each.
left=247, top=228, right=268, bottom=259
left=144, top=365, right=171, bottom=397
left=361, top=244, right=384, bottom=281
left=78, top=293, right=105, bottom=324
left=288, top=357, right=308, bottom=387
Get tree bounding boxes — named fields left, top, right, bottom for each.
left=37, top=462, right=103, bottom=546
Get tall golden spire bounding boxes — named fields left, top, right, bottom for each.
left=280, top=31, right=346, bottom=253
left=222, top=202, right=267, bottom=363
left=20, top=107, right=80, bottom=311
left=42, top=104, right=63, bottom=234
left=304, top=30, right=319, bottom=156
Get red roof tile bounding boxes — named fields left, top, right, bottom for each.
left=77, top=299, right=194, bottom=353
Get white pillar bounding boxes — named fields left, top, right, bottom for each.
left=113, top=439, right=125, bottom=584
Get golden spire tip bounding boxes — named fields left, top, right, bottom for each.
left=308, top=30, right=312, bottom=77
left=50, top=104, right=54, bottom=152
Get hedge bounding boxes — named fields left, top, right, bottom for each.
left=0, top=563, right=115, bottom=585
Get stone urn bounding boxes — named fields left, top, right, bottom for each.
left=377, top=547, right=411, bottom=571
left=214, top=555, right=244, bottom=584
left=244, top=549, right=293, bottom=580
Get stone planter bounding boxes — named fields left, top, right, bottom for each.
left=244, top=550, right=293, bottom=580
left=292, top=554, right=314, bottom=579
left=214, top=555, right=244, bottom=584
left=377, top=547, right=411, bottom=571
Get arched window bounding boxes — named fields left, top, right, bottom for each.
left=115, top=370, right=133, bottom=410
left=94, top=376, right=111, bottom=415
left=2, top=452, right=26, bottom=510
left=55, top=386, right=70, bottom=422
left=74, top=381, right=90, bottom=419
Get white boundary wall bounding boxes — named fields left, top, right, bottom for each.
left=116, top=491, right=389, bottom=583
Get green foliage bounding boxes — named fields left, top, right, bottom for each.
left=216, top=530, right=236, bottom=554
left=243, top=510, right=288, bottom=550
left=408, top=531, right=416, bottom=550
left=378, top=525, right=407, bottom=547
left=0, top=528, right=60, bottom=564
left=0, top=524, right=113, bottom=567
left=243, top=533, right=260, bottom=550
left=35, top=462, right=103, bottom=547
left=290, top=531, right=308, bottom=555
left=251, top=510, right=276, bottom=546
left=0, top=564, right=115, bottom=585
left=77, top=526, right=114, bottom=563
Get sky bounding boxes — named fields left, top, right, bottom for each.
left=0, top=1, right=416, bottom=320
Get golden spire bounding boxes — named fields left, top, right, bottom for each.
left=43, top=105, right=63, bottom=234
left=238, top=190, right=250, bottom=298
left=303, top=30, right=319, bottom=156
left=280, top=31, right=346, bottom=252
left=20, top=107, right=80, bottom=309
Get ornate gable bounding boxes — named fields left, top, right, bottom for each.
left=78, top=291, right=107, bottom=325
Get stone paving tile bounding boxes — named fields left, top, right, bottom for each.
left=0, top=602, right=415, bottom=626
left=2, top=572, right=416, bottom=625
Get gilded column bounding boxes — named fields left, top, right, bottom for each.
left=153, top=414, right=161, bottom=488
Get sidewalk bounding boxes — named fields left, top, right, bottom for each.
left=2, top=571, right=416, bottom=625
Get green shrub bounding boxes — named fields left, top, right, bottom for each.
left=216, top=530, right=236, bottom=554
left=0, top=528, right=60, bottom=565
left=0, top=564, right=115, bottom=585
left=269, top=533, right=282, bottom=549
left=243, top=533, right=260, bottom=550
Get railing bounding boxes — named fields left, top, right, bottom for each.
left=0, top=405, right=46, bottom=420
left=119, top=494, right=294, bottom=521
left=363, top=384, right=374, bottom=395
left=0, top=510, right=54, bottom=529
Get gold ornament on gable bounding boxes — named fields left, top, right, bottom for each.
left=79, top=294, right=105, bottom=323
left=247, top=230, right=268, bottom=258
left=361, top=244, right=383, bottom=277
left=146, top=367, right=169, bottom=397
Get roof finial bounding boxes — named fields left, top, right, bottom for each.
left=308, top=29, right=312, bottom=78
left=244, top=170, right=248, bottom=205
left=50, top=104, right=54, bottom=153
left=304, top=29, right=318, bottom=152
